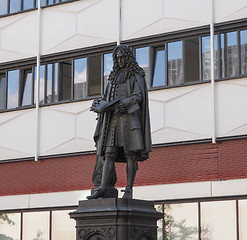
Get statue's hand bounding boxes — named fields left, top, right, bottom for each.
left=92, top=99, right=101, bottom=107
left=118, top=102, right=127, bottom=114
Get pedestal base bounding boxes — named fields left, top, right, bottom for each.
left=70, top=198, right=163, bottom=240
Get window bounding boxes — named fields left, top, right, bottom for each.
left=88, top=55, right=101, bottom=97
left=0, top=0, right=8, bottom=15
left=74, top=58, right=87, bottom=99
left=9, top=0, right=21, bottom=13
left=168, top=41, right=183, bottom=86
left=240, top=30, right=247, bottom=75
left=136, top=47, right=150, bottom=83
left=0, top=213, right=21, bottom=240
left=152, top=47, right=166, bottom=87
left=23, top=0, right=35, bottom=10
left=103, top=53, right=113, bottom=88
left=20, top=68, right=33, bottom=106
left=59, top=60, right=72, bottom=101
left=0, top=73, right=6, bottom=110
left=7, top=70, right=19, bottom=109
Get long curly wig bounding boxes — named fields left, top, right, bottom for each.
left=108, top=44, right=145, bottom=83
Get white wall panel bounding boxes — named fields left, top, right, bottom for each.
left=42, top=0, right=118, bottom=55
left=214, top=0, right=247, bottom=23
left=121, top=0, right=211, bottom=40
left=0, top=12, right=38, bottom=63
left=216, top=78, right=247, bottom=137
left=0, top=110, right=35, bottom=161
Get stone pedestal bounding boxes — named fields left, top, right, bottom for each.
left=70, top=198, right=163, bottom=240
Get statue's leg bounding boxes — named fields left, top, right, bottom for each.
left=122, top=152, right=138, bottom=199
left=87, top=147, right=117, bottom=199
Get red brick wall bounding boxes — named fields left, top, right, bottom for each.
left=0, top=138, right=247, bottom=196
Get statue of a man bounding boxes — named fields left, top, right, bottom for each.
left=87, top=44, right=152, bottom=199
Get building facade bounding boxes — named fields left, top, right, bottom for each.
left=0, top=0, right=247, bottom=239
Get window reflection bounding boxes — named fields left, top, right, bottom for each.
left=164, top=203, right=198, bottom=240
left=103, top=53, right=113, bottom=88
left=0, top=213, right=21, bottom=240
left=240, top=30, right=247, bottom=75
left=23, top=211, right=49, bottom=240
left=221, top=34, right=226, bottom=78
left=52, top=210, right=76, bottom=240
left=21, top=68, right=33, bottom=106
left=201, top=200, right=236, bottom=240
left=155, top=205, right=163, bottom=240
left=0, top=0, right=8, bottom=15
left=201, top=35, right=220, bottom=81
left=7, top=70, right=19, bottom=109
left=88, top=55, right=101, bottom=97
left=136, top=47, right=150, bottom=83
left=74, top=58, right=87, bottom=99
left=226, top=31, right=239, bottom=77
left=152, top=48, right=166, bottom=87
left=23, top=0, right=34, bottom=10
left=239, top=200, right=247, bottom=240
left=0, top=73, right=6, bottom=110
left=46, top=64, right=53, bottom=104
left=59, top=60, right=72, bottom=101
left=9, top=0, right=21, bottom=13
left=168, top=41, right=183, bottom=86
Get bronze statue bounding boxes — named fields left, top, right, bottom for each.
left=87, top=44, right=152, bottom=199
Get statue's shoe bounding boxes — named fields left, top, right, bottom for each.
left=87, top=188, right=106, bottom=199
left=122, top=189, right=133, bottom=199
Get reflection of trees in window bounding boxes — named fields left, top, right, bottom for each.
left=33, top=230, right=45, bottom=240
left=20, top=68, right=33, bottom=107
left=0, top=214, right=16, bottom=240
left=59, top=60, right=72, bottom=101
left=240, top=30, right=247, bottom=75
left=88, top=55, right=101, bottom=97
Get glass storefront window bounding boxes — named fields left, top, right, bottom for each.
left=23, top=211, right=49, bottom=240
left=239, top=200, right=247, bottom=240
left=164, top=203, right=198, bottom=240
left=168, top=41, right=183, bottom=86
left=0, top=213, right=21, bottom=240
left=152, top=48, right=166, bottom=87
left=7, top=70, right=19, bottom=109
left=201, top=200, right=237, bottom=240
left=74, top=58, right=87, bottom=99
left=136, top=47, right=150, bottom=84
left=240, top=30, right=247, bottom=75
left=52, top=210, right=76, bottom=240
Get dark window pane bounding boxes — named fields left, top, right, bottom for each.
left=21, top=69, right=33, bottom=106
left=152, top=48, right=165, bottom=87
left=7, top=70, right=19, bottom=109
left=202, top=35, right=219, bottom=81
left=240, top=30, right=247, bottom=74
left=184, top=38, right=199, bottom=83
left=46, top=64, right=53, bottom=103
left=9, top=0, right=21, bottom=13
left=0, top=73, right=6, bottom=110
left=103, top=53, right=113, bottom=88
left=0, top=0, right=8, bottom=15
left=136, top=47, right=150, bottom=83
left=226, top=31, right=239, bottom=77
left=168, top=41, right=183, bottom=86
left=73, top=58, right=87, bottom=99
left=0, top=213, right=21, bottom=240
left=23, top=0, right=34, bottom=10
left=88, top=55, right=101, bottom=97
left=59, top=60, right=72, bottom=101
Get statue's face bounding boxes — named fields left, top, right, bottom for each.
left=116, top=51, right=127, bottom=69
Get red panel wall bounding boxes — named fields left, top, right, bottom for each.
left=0, top=138, right=247, bottom=196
